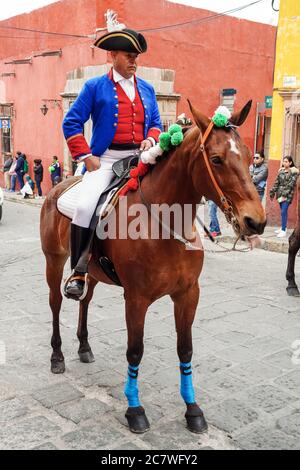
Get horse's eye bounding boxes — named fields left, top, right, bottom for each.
left=211, top=156, right=222, bottom=165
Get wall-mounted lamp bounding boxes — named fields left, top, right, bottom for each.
left=40, top=99, right=62, bottom=115
left=40, top=104, right=48, bottom=115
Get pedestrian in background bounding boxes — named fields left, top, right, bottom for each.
left=270, top=156, right=299, bottom=238
left=20, top=175, right=35, bottom=199
left=207, top=200, right=222, bottom=238
left=249, top=151, right=268, bottom=201
left=48, top=156, right=61, bottom=187
left=8, top=156, right=17, bottom=192
left=3, top=155, right=13, bottom=191
left=34, top=159, right=44, bottom=197
left=15, top=151, right=25, bottom=191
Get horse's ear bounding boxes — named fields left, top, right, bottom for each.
left=187, top=99, right=210, bottom=132
left=230, top=100, right=252, bottom=126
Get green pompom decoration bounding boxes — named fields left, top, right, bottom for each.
left=212, top=113, right=228, bottom=127
left=159, top=132, right=171, bottom=151
left=171, top=131, right=184, bottom=146
left=168, top=124, right=182, bottom=136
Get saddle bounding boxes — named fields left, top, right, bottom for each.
left=57, top=155, right=139, bottom=287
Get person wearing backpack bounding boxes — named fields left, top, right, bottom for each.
left=23, top=154, right=29, bottom=174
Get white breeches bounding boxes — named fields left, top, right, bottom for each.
left=72, top=149, right=136, bottom=228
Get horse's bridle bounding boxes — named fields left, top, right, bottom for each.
left=199, top=120, right=241, bottom=233
left=137, top=120, right=242, bottom=249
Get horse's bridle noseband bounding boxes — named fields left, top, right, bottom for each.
left=199, top=120, right=240, bottom=233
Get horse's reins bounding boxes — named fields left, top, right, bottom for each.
left=198, top=120, right=240, bottom=233
left=138, top=120, right=245, bottom=250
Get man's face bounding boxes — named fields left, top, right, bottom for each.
left=253, top=155, right=263, bottom=166
left=111, top=51, right=139, bottom=78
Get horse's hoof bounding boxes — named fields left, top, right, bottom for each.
left=78, top=350, right=95, bottom=363
left=286, top=286, right=300, bottom=297
left=185, top=405, right=208, bottom=434
left=51, top=359, right=65, bottom=374
left=125, top=406, right=150, bottom=434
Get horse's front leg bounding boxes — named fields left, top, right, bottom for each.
left=124, top=294, right=150, bottom=433
left=286, top=229, right=300, bottom=296
left=77, top=276, right=98, bottom=363
left=172, top=283, right=208, bottom=434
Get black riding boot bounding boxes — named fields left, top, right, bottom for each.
left=64, top=224, right=94, bottom=300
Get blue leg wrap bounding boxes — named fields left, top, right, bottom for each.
left=124, top=365, right=141, bottom=407
left=180, top=362, right=196, bottom=404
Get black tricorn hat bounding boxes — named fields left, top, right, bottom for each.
left=94, top=28, right=147, bottom=54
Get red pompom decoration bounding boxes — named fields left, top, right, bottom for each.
left=118, top=162, right=150, bottom=196
left=130, top=162, right=149, bottom=178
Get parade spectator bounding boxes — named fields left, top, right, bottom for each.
left=20, top=175, right=35, bottom=199
left=249, top=151, right=268, bottom=201
left=23, top=154, right=29, bottom=175
left=8, top=156, right=17, bottom=192
left=3, top=155, right=13, bottom=191
left=15, top=151, right=25, bottom=190
left=207, top=200, right=222, bottom=237
left=270, top=156, right=299, bottom=238
left=34, top=159, right=44, bottom=197
left=48, top=156, right=61, bottom=187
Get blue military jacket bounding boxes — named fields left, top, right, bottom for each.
left=62, top=72, right=162, bottom=158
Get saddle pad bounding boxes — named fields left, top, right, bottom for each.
left=57, top=180, right=119, bottom=221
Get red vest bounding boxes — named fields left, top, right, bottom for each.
left=112, top=80, right=145, bottom=144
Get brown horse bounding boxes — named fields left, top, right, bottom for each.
left=40, top=101, right=266, bottom=434
left=286, top=179, right=300, bottom=296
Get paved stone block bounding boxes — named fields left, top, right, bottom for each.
left=233, top=425, right=300, bottom=450
left=229, top=360, right=282, bottom=383
left=275, top=370, right=300, bottom=396
left=244, top=336, right=286, bottom=356
left=54, top=398, right=111, bottom=424
left=141, top=419, right=203, bottom=450
left=276, top=410, right=300, bottom=438
left=194, top=355, right=232, bottom=377
left=32, top=382, right=84, bottom=408
left=261, top=349, right=297, bottom=371
left=32, top=442, right=59, bottom=450
left=239, top=384, right=298, bottom=413
left=205, top=399, right=259, bottom=434
left=214, top=331, right=254, bottom=346
left=0, top=416, right=61, bottom=450
left=62, top=423, right=124, bottom=450
left=0, top=398, right=28, bottom=423
left=199, top=372, right=250, bottom=402
left=215, top=345, right=256, bottom=364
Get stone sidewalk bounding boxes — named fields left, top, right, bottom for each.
left=1, top=200, right=300, bottom=450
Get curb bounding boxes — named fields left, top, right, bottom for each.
left=217, top=235, right=291, bottom=255
left=4, top=194, right=44, bottom=208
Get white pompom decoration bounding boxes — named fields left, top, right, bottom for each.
left=141, top=144, right=163, bottom=165
left=213, top=106, right=232, bottom=120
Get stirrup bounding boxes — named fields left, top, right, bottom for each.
left=63, top=272, right=89, bottom=301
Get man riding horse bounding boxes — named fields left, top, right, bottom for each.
left=63, top=23, right=162, bottom=300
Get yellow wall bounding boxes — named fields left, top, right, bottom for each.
left=269, top=0, right=300, bottom=161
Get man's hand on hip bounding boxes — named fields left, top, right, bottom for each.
left=84, top=156, right=101, bottom=172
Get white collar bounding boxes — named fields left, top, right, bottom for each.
left=113, top=68, right=134, bottom=84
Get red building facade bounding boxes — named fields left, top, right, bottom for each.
left=0, top=0, right=276, bottom=193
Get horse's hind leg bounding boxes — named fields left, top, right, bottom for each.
left=46, top=253, right=68, bottom=374
left=286, top=229, right=300, bottom=296
left=171, top=283, right=208, bottom=434
left=77, top=276, right=98, bottom=363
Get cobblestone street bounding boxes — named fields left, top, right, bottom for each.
left=0, top=200, right=300, bottom=450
